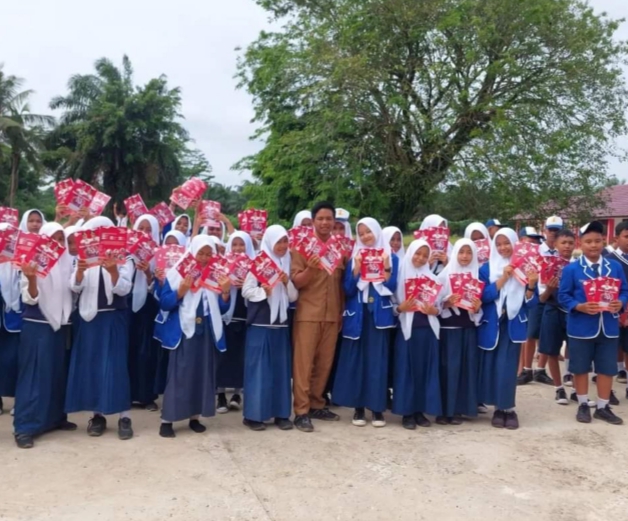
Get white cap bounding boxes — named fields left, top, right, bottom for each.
left=335, top=208, right=350, bottom=221
left=545, top=215, right=564, bottom=229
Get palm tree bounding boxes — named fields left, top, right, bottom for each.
left=0, top=64, right=55, bottom=206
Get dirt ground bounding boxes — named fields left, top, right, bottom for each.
left=1, top=377, right=628, bottom=521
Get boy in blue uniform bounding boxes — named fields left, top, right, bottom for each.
left=558, top=221, right=628, bottom=425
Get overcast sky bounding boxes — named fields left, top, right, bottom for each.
left=2, top=0, right=627, bottom=186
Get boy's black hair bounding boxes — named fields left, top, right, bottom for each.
left=311, top=201, right=336, bottom=219
left=615, top=220, right=628, bottom=237
left=556, top=229, right=575, bottom=240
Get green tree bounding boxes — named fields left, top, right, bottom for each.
left=45, top=56, right=208, bottom=207
left=236, top=0, right=628, bottom=227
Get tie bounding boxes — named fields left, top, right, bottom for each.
left=548, top=249, right=557, bottom=256
left=591, top=263, right=600, bottom=278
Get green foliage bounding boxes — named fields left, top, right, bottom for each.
left=236, top=0, right=628, bottom=228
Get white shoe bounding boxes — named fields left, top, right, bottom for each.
left=372, top=413, right=386, bottom=428
left=10, top=408, right=14, bottom=416
left=352, top=410, right=367, bottom=427
left=477, top=403, right=489, bottom=414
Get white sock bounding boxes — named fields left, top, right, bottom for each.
left=523, top=367, right=532, bottom=372
left=577, top=395, right=589, bottom=405
left=119, top=411, right=131, bottom=419
left=564, top=360, right=571, bottom=375
left=597, top=398, right=609, bottom=409
left=216, top=388, right=226, bottom=394
left=619, top=362, right=626, bottom=371
left=503, top=408, right=515, bottom=413
left=161, top=419, right=171, bottom=424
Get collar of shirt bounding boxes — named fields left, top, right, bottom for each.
left=582, top=256, right=602, bottom=269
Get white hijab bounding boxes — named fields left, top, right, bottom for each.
left=222, top=231, right=255, bottom=324
left=292, top=210, right=312, bottom=228
left=0, top=223, right=20, bottom=312
left=353, top=217, right=392, bottom=298
left=464, top=222, right=490, bottom=241
left=131, top=214, right=160, bottom=313
left=162, top=230, right=187, bottom=246
left=489, top=228, right=525, bottom=320
left=396, top=240, right=440, bottom=340
left=19, top=209, right=46, bottom=233
left=172, top=214, right=192, bottom=236
left=261, top=225, right=291, bottom=325
left=34, top=222, right=73, bottom=331
left=383, top=226, right=405, bottom=261
left=76, top=216, right=116, bottom=322
left=438, top=239, right=482, bottom=323
left=419, top=214, right=452, bottom=270
left=166, top=235, right=224, bottom=344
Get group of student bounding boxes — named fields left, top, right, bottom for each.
left=1, top=201, right=627, bottom=450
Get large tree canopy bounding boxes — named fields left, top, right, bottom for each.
left=45, top=56, right=211, bottom=206
left=236, top=0, right=628, bottom=227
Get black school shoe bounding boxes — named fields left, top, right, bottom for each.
left=576, top=404, right=592, bottom=423
left=504, top=411, right=519, bottom=430
left=617, top=369, right=627, bottom=384
left=352, top=408, right=367, bottom=427
left=274, top=418, right=294, bottom=430
left=491, top=410, right=505, bottom=428
left=414, top=412, right=431, bottom=428
left=217, top=393, right=229, bottom=414
left=87, top=415, right=107, bottom=437
left=229, top=394, right=242, bottom=411
left=309, top=408, right=340, bottom=421
left=56, top=420, right=78, bottom=431
left=435, top=416, right=448, bottom=426
left=294, top=414, right=314, bottom=432
left=15, top=434, right=34, bottom=449
left=159, top=423, right=176, bottom=438
left=118, top=418, right=134, bottom=440
left=555, top=388, right=569, bottom=405
left=402, top=415, right=417, bottom=430
left=517, top=369, right=533, bottom=386
left=189, top=419, right=206, bottom=433
left=449, top=415, right=463, bottom=425
left=243, top=418, right=266, bottom=431
left=609, top=390, right=620, bottom=406
left=593, top=405, right=623, bottom=425
left=145, top=401, right=159, bottom=412
left=533, top=369, right=554, bottom=385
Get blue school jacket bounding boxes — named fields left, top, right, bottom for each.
left=342, top=255, right=399, bottom=340
left=155, top=280, right=229, bottom=351
left=558, top=255, right=628, bottom=339
left=478, top=263, right=538, bottom=350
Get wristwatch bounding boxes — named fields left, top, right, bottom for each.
left=384, top=268, right=392, bottom=273
left=525, top=285, right=535, bottom=292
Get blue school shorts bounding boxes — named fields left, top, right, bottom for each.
left=568, top=333, right=618, bottom=376
left=538, top=304, right=567, bottom=357
left=526, top=302, right=544, bottom=340
left=620, top=328, right=628, bottom=354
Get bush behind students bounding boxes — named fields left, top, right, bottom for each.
left=558, top=221, right=628, bottom=425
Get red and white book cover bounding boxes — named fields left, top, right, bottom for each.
left=583, top=277, right=621, bottom=310
left=176, top=252, right=204, bottom=292
left=404, top=277, right=423, bottom=312
left=124, top=194, right=149, bottom=225
left=200, top=256, right=230, bottom=294
left=239, top=209, right=268, bottom=239
left=0, top=225, right=19, bottom=263
left=75, top=230, right=100, bottom=267
left=511, top=242, right=542, bottom=286
left=449, top=273, right=485, bottom=312
left=539, top=256, right=570, bottom=285
left=155, top=245, right=186, bottom=271
left=54, top=178, right=75, bottom=205
left=22, top=235, right=66, bottom=278
left=251, top=251, right=282, bottom=288
left=360, top=248, right=385, bottom=283
left=330, top=234, right=354, bottom=258
left=13, top=232, right=41, bottom=267
left=414, top=227, right=450, bottom=252
left=198, top=200, right=222, bottom=228
left=66, top=179, right=97, bottom=212
left=98, top=227, right=128, bottom=265
left=319, top=243, right=343, bottom=274
left=126, top=229, right=148, bottom=255
left=0, top=207, right=19, bottom=228
left=404, top=275, right=442, bottom=311
left=132, top=238, right=157, bottom=264
left=88, top=191, right=111, bottom=217
left=224, top=252, right=253, bottom=283
left=149, top=202, right=176, bottom=228
left=288, top=226, right=314, bottom=248
left=295, top=234, right=327, bottom=261
left=474, top=239, right=490, bottom=264
left=170, top=178, right=207, bottom=210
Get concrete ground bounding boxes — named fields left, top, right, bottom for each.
left=1, top=380, right=628, bottom=521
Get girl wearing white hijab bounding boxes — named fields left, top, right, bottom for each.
left=392, top=240, right=443, bottom=429
left=66, top=216, right=135, bottom=441
left=464, top=222, right=491, bottom=266
left=383, top=226, right=405, bottom=261
left=292, top=210, right=312, bottom=228
left=0, top=209, right=46, bottom=414
left=332, top=218, right=399, bottom=428
left=437, top=239, right=482, bottom=425
left=241, top=225, right=297, bottom=431
left=158, top=235, right=231, bottom=438
left=216, top=231, right=255, bottom=414
left=477, top=228, right=539, bottom=430
left=13, top=223, right=76, bottom=448
left=419, top=214, right=451, bottom=275
left=127, top=214, right=161, bottom=412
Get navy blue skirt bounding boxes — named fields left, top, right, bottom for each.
left=154, top=346, right=170, bottom=396
left=243, top=326, right=292, bottom=422
left=439, top=327, right=478, bottom=417
left=128, top=297, right=160, bottom=404
left=478, top=317, right=521, bottom=410
left=14, top=321, right=69, bottom=436
left=161, top=317, right=217, bottom=422
left=65, top=311, right=131, bottom=415
left=0, top=326, right=19, bottom=397
left=333, top=306, right=389, bottom=412
left=392, top=327, right=442, bottom=416
left=216, top=320, right=246, bottom=390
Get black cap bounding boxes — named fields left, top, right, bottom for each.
left=579, top=221, right=604, bottom=237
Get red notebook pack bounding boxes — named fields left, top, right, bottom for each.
left=449, top=273, right=485, bottom=312
left=124, top=194, right=149, bottom=226
left=539, top=256, right=570, bottom=285
left=54, top=179, right=75, bottom=206
left=224, top=252, right=253, bottom=283
left=413, top=227, right=450, bottom=252
left=98, top=227, right=128, bottom=265
left=75, top=230, right=101, bottom=267
left=360, top=248, right=385, bottom=283
left=0, top=225, right=19, bottom=263
left=251, top=251, right=282, bottom=288
left=288, top=226, right=314, bottom=248
left=200, top=256, right=230, bottom=294
left=198, top=200, right=222, bottom=228
left=66, top=179, right=97, bottom=213
left=511, top=242, right=542, bottom=286
left=474, top=239, right=490, bottom=264
left=239, top=209, right=268, bottom=240
left=176, top=252, right=204, bottom=292
left=22, top=235, right=66, bottom=278
left=583, top=277, right=621, bottom=310
left=12, top=232, right=41, bottom=267
left=88, top=191, right=111, bottom=217
left=149, top=202, right=176, bottom=228
left=0, top=207, right=19, bottom=228
left=404, top=276, right=442, bottom=311
left=154, top=245, right=186, bottom=271
left=171, top=178, right=207, bottom=210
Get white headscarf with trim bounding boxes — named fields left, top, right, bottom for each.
left=131, top=214, right=160, bottom=313
left=162, top=230, right=187, bottom=246
left=353, top=217, right=392, bottom=298
left=464, top=222, right=490, bottom=241
left=172, top=214, right=192, bottom=236
left=19, top=209, right=46, bottom=233
left=396, top=240, right=440, bottom=340
left=489, top=228, right=525, bottom=320
left=260, top=225, right=291, bottom=325
left=166, top=235, right=224, bottom=343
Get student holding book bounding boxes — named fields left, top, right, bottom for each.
left=609, top=220, right=628, bottom=397
left=418, top=214, right=450, bottom=275
left=558, top=221, right=628, bottom=425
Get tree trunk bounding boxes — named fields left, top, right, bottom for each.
left=9, top=152, right=20, bottom=208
